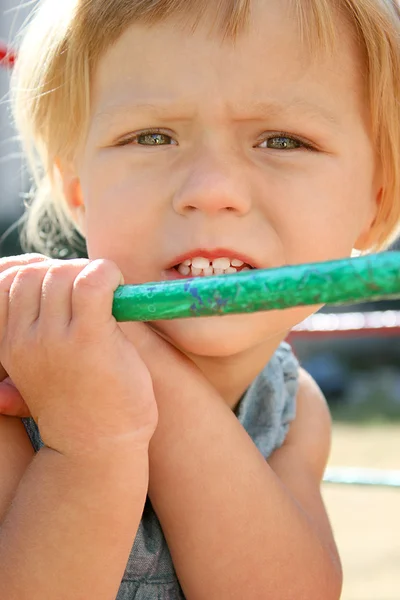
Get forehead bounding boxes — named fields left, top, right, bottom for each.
left=91, top=0, right=365, bottom=125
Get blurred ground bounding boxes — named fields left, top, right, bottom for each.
left=292, top=331, right=400, bottom=598
left=324, top=423, right=400, bottom=600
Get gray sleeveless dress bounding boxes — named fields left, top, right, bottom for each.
left=22, top=341, right=299, bottom=600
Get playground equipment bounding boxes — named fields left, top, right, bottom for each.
left=111, top=253, right=400, bottom=322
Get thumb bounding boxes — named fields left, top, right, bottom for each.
left=0, top=379, right=31, bottom=418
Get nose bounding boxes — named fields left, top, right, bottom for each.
left=172, top=153, right=252, bottom=216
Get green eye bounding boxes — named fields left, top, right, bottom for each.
left=137, top=133, right=173, bottom=145
left=259, top=136, right=303, bottom=150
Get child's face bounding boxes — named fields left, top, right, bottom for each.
left=69, top=0, right=380, bottom=358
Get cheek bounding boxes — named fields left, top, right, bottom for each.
left=273, top=159, right=376, bottom=262
left=83, top=151, right=168, bottom=214
left=80, top=160, right=165, bottom=254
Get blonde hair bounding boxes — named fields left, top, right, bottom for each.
left=11, top=0, right=400, bottom=255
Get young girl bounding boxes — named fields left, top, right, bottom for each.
left=0, top=0, right=399, bottom=598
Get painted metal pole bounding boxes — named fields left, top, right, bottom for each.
left=324, top=467, right=400, bottom=489
left=112, top=252, right=400, bottom=322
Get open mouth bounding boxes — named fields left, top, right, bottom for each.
left=171, top=257, right=255, bottom=278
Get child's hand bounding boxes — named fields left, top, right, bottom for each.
left=0, top=255, right=158, bottom=456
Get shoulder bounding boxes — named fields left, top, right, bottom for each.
left=283, top=367, right=332, bottom=480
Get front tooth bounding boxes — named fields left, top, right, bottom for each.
left=212, top=258, right=231, bottom=270
left=178, top=264, right=191, bottom=276
left=203, top=266, right=214, bottom=277
left=192, top=257, right=211, bottom=269
left=191, top=266, right=202, bottom=276
left=231, top=259, right=244, bottom=267
left=225, top=267, right=238, bottom=274
left=213, top=268, right=224, bottom=275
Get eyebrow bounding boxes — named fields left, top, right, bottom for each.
left=249, top=98, right=340, bottom=126
left=92, top=101, right=195, bottom=126
left=92, top=97, right=340, bottom=128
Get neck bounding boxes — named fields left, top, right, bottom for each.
left=186, top=332, right=289, bottom=410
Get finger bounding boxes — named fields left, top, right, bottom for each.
left=71, top=259, right=123, bottom=331
left=0, top=265, right=21, bottom=337
left=0, top=253, right=49, bottom=275
left=0, top=267, right=21, bottom=381
left=0, top=256, right=50, bottom=332
left=0, top=379, right=31, bottom=418
left=8, top=263, right=51, bottom=331
left=40, top=259, right=90, bottom=326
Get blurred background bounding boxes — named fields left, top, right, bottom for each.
left=0, top=0, right=28, bottom=257
left=1, top=1, right=400, bottom=598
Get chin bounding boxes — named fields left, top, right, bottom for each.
left=152, top=305, right=320, bottom=358
left=151, top=310, right=295, bottom=358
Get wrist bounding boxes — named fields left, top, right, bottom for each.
left=40, top=426, right=154, bottom=461
left=38, top=445, right=151, bottom=506
left=42, top=439, right=151, bottom=476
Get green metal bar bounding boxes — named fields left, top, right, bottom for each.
left=324, top=467, right=400, bottom=489
left=112, top=252, right=400, bottom=322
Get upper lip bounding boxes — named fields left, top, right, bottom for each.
left=166, top=248, right=260, bottom=270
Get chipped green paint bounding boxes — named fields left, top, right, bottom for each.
left=112, top=252, right=400, bottom=322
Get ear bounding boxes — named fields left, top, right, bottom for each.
left=353, top=188, right=383, bottom=252
left=54, top=159, right=86, bottom=235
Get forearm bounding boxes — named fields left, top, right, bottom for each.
left=0, top=444, right=149, bottom=600
left=148, top=390, right=340, bottom=600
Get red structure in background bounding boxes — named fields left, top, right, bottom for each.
left=0, top=41, right=16, bottom=68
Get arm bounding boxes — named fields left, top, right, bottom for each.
left=147, top=367, right=342, bottom=600
left=0, top=415, right=150, bottom=600
left=267, top=368, right=341, bottom=570
left=0, top=256, right=158, bottom=600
